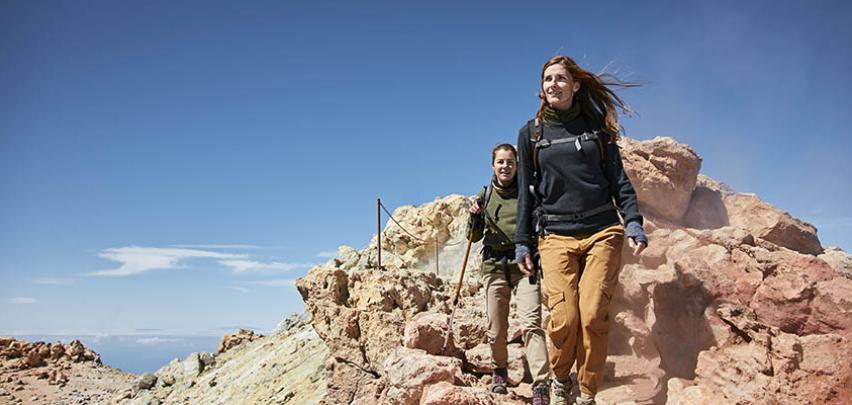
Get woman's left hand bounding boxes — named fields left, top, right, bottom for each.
left=628, top=237, right=646, bottom=256
left=624, top=221, right=648, bottom=256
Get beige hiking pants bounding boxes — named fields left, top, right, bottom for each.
left=485, top=271, right=550, bottom=385
left=538, top=224, right=624, bottom=396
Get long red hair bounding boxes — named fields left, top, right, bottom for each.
left=535, top=56, right=638, bottom=141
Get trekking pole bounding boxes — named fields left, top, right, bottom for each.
left=442, top=230, right=473, bottom=354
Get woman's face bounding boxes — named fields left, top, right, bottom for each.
left=542, top=63, right=580, bottom=110
left=492, top=149, right=517, bottom=185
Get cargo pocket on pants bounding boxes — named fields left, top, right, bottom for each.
left=547, top=291, right=569, bottom=345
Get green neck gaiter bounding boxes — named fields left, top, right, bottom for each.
left=544, top=102, right=581, bottom=123
left=492, top=176, right=518, bottom=199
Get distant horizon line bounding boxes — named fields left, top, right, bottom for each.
left=0, top=327, right=273, bottom=338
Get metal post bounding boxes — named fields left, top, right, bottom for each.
left=434, top=237, right=439, bottom=275
left=377, top=198, right=382, bottom=271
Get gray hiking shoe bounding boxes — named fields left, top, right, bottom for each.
left=550, top=378, right=571, bottom=405
left=575, top=395, right=596, bottom=405
left=532, top=381, right=550, bottom=405
left=490, top=368, right=508, bottom=394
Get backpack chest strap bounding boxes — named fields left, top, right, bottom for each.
left=534, top=131, right=600, bottom=150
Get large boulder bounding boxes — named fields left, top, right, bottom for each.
left=620, top=136, right=702, bottom=222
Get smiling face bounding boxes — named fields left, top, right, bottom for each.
left=492, top=148, right=517, bottom=185
left=542, top=63, right=581, bottom=110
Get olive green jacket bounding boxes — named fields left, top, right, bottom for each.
left=470, top=186, right=522, bottom=275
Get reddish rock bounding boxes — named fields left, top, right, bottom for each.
left=379, top=348, right=466, bottom=404
left=217, top=329, right=262, bottom=354
left=462, top=343, right=528, bottom=385
left=383, top=348, right=464, bottom=388
left=620, top=136, right=702, bottom=222
left=684, top=304, right=852, bottom=404
left=749, top=253, right=848, bottom=337
left=725, top=193, right=822, bottom=255
left=403, top=312, right=456, bottom=355
left=419, top=382, right=493, bottom=405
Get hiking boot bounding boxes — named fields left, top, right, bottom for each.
left=532, top=381, right=550, bottom=405
left=575, top=396, right=596, bottom=405
left=490, top=368, right=508, bottom=394
left=550, top=378, right=571, bottom=405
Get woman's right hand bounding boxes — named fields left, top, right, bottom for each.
left=469, top=203, right=482, bottom=215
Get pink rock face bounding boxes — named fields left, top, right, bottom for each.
left=620, top=136, right=702, bottom=222
left=749, top=251, right=852, bottom=337
left=383, top=348, right=464, bottom=388
left=684, top=304, right=852, bottom=405
left=725, top=193, right=822, bottom=255
left=419, top=382, right=493, bottom=405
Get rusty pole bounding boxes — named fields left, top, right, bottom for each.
left=377, top=198, right=382, bottom=271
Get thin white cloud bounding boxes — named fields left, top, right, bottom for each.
left=218, top=260, right=314, bottom=274
left=89, top=247, right=246, bottom=277
left=31, top=277, right=72, bottom=285
left=316, top=250, right=337, bottom=258
left=172, top=244, right=265, bottom=250
left=250, top=279, right=298, bottom=287
left=136, top=337, right=182, bottom=345
left=8, top=297, right=37, bottom=304
left=91, top=333, right=110, bottom=344
left=229, top=286, right=251, bottom=294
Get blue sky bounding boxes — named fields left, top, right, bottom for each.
left=2, top=0, right=851, bottom=339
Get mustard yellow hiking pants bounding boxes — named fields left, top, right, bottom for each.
left=485, top=272, right=550, bottom=384
left=539, top=224, right=624, bottom=396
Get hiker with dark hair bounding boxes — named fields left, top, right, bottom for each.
left=514, top=56, right=648, bottom=405
left=469, top=143, right=550, bottom=405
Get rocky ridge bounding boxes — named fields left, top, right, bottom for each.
left=0, top=337, right=132, bottom=404
left=297, top=135, right=852, bottom=404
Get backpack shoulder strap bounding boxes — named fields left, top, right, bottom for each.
left=481, top=182, right=514, bottom=246
left=530, top=118, right=544, bottom=173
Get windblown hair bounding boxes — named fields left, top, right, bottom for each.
left=491, top=143, right=517, bottom=163
left=535, top=55, right=638, bottom=141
